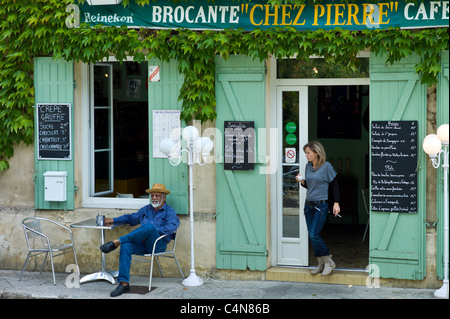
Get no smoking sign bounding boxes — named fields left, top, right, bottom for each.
left=285, top=148, right=296, bottom=163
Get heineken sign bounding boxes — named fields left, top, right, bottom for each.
left=78, top=0, right=449, bottom=31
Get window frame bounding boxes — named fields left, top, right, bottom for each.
left=91, top=63, right=114, bottom=196
left=81, top=58, right=149, bottom=209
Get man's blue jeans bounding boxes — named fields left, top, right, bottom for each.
left=117, top=223, right=167, bottom=283
left=304, top=202, right=330, bottom=257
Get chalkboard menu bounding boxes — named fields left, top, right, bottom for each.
left=37, top=103, right=72, bottom=160
left=224, top=121, right=255, bottom=170
left=371, top=121, right=418, bottom=213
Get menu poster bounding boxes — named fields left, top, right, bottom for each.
left=224, top=121, right=255, bottom=171
left=371, top=121, right=418, bottom=214
left=152, top=110, right=181, bottom=158
left=37, top=103, right=71, bottom=160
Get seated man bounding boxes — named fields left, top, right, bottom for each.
left=100, top=183, right=180, bottom=297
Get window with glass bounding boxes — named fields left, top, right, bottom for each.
left=277, top=57, right=369, bottom=79
left=90, top=62, right=149, bottom=199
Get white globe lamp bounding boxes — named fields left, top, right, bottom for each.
left=423, top=134, right=442, bottom=156
left=160, top=138, right=175, bottom=156
left=437, top=124, right=449, bottom=143
left=182, top=126, right=199, bottom=143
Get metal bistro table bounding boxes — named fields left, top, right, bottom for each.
left=70, top=218, right=124, bottom=284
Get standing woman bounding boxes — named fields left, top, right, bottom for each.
left=296, top=141, right=341, bottom=276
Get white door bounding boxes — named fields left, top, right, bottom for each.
left=276, top=86, right=309, bottom=266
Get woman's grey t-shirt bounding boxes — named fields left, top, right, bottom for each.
left=304, top=161, right=336, bottom=201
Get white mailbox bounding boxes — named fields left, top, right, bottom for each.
left=43, top=171, right=67, bottom=202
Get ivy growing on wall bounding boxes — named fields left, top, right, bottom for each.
left=0, top=0, right=448, bottom=171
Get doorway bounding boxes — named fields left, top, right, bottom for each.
left=271, top=56, right=370, bottom=270
left=306, top=84, right=370, bottom=270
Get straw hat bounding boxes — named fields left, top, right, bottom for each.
left=145, top=183, right=170, bottom=195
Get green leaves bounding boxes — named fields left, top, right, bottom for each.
left=0, top=0, right=448, bottom=172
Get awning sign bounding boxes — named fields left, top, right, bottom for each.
left=78, top=0, right=449, bottom=31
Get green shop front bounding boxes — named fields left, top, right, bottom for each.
left=10, top=0, right=450, bottom=288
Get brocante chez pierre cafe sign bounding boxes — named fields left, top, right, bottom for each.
left=74, top=0, right=448, bottom=31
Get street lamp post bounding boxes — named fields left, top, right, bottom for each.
left=423, top=124, right=449, bottom=299
left=160, top=126, right=213, bottom=287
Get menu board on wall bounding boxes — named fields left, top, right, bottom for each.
left=371, top=121, right=418, bottom=214
left=37, top=103, right=72, bottom=160
left=224, top=121, right=255, bottom=171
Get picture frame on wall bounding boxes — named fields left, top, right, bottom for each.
left=125, top=79, right=141, bottom=98
left=126, top=62, right=141, bottom=76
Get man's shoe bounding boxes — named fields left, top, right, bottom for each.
left=110, top=283, right=130, bottom=297
left=100, top=241, right=117, bottom=254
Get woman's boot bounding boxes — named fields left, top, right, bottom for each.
left=321, top=255, right=336, bottom=276
left=311, top=256, right=324, bottom=275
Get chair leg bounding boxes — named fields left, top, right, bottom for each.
left=173, top=254, right=185, bottom=279
left=362, top=220, right=370, bottom=243
left=149, top=255, right=155, bottom=291
left=19, top=252, right=32, bottom=281
left=49, top=252, right=56, bottom=285
left=40, top=252, right=48, bottom=274
left=72, top=247, right=79, bottom=273
left=155, top=256, right=164, bottom=278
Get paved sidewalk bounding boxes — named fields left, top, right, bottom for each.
left=0, top=269, right=438, bottom=300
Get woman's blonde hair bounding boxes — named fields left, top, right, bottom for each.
left=303, top=141, right=326, bottom=168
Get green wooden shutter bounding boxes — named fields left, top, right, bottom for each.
left=215, top=55, right=267, bottom=271
left=436, top=50, right=449, bottom=279
left=369, top=53, right=427, bottom=280
left=34, top=58, right=75, bottom=210
left=148, top=59, right=188, bottom=214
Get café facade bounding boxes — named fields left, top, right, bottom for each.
left=0, top=0, right=448, bottom=289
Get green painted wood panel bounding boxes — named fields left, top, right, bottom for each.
left=369, top=53, right=427, bottom=280
left=148, top=59, right=188, bottom=214
left=34, top=58, right=75, bottom=210
left=215, top=55, right=267, bottom=271
left=436, top=50, right=449, bottom=279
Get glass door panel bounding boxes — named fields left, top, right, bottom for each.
left=277, top=86, right=308, bottom=266
left=282, top=91, right=300, bottom=238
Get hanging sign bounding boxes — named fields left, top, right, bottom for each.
left=78, top=0, right=449, bottom=31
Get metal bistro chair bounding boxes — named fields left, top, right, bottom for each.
left=361, top=188, right=370, bottom=243
left=132, top=231, right=184, bottom=291
left=19, top=217, right=79, bottom=285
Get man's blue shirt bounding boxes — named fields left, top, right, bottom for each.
left=113, top=204, right=180, bottom=243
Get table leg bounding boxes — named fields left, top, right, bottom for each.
left=79, top=228, right=117, bottom=285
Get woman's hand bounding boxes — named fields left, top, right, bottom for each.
left=333, top=203, right=341, bottom=217
left=295, top=174, right=305, bottom=185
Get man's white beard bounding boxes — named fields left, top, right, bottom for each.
left=151, top=199, right=161, bottom=208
